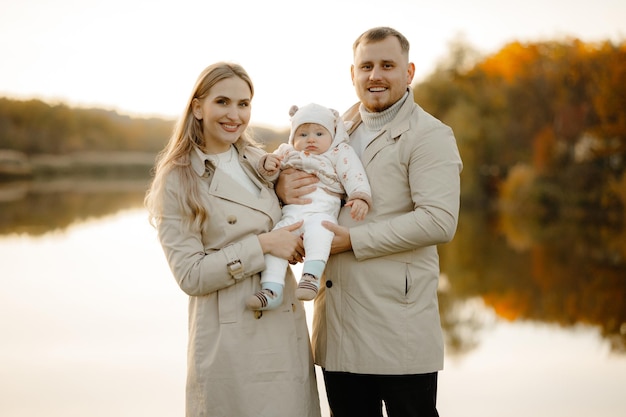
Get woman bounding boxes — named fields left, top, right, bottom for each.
left=145, top=62, right=321, bottom=417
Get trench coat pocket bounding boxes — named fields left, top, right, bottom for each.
left=218, top=284, right=240, bottom=324
left=249, top=307, right=303, bottom=382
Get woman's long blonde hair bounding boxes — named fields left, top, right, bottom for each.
left=144, top=62, right=257, bottom=229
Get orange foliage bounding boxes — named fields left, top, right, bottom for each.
left=477, top=41, right=540, bottom=83
left=482, top=291, right=529, bottom=321
left=532, top=126, right=556, bottom=173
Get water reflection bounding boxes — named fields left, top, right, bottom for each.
left=1, top=178, right=625, bottom=417
left=439, top=206, right=626, bottom=354
left=1, top=178, right=625, bottom=353
left=0, top=179, right=149, bottom=235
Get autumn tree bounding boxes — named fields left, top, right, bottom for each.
left=415, top=37, right=626, bottom=213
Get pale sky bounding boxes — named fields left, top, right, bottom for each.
left=1, top=0, right=624, bottom=129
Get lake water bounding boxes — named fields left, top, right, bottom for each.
left=1, top=180, right=625, bottom=417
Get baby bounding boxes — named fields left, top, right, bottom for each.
left=246, top=103, right=372, bottom=311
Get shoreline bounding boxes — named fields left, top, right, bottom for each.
left=0, top=149, right=157, bottom=181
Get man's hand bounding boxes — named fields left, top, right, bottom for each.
left=322, top=221, right=352, bottom=254
left=275, top=168, right=318, bottom=205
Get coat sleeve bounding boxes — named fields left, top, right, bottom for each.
left=350, top=122, right=462, bottom=261
left=157, top=173, right=266, bottom=296
left=334, top=143, right=372, bottom=207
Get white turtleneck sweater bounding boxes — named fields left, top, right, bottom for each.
left=349, top=90, right=410, bottom=158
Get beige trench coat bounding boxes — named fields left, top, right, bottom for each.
left=158, top=142, right=320, bottom=417
left=313, top=89, right=463, bottom=375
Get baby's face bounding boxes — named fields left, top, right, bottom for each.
left=292, top=123, right=332, bottom=155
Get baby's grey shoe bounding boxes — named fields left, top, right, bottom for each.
left=295, top=273, right=319, bottom=301
left=246, top=288, right=283, bottom=311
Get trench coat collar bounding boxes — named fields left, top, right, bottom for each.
left=343, top=88, right=414, bottom=166
left=191, top=145, right=208, bottom=177
left=190, top=140, right=251, bottom=177
left=190, top=143, right=276, bottom=217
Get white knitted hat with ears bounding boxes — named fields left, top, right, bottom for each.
left=288, top=103, right=339, bottom=144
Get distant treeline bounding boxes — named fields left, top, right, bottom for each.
left=0, top=99, right=172, bottom=154
left=0, top=98, right=288, bottom=155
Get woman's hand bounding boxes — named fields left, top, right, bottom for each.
left=258, top=220, right=304, bottom=263
left=275, top=168, right=318, bottom=205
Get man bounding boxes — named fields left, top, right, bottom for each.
left=277, top=26, right=462, bottom=417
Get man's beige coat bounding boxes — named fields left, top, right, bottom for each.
left=158, top=142, right=320, bottom=417
left=313, top=90, right=463, bottom=375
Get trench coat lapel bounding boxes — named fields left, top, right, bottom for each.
left=208, top=167, right=273, bottom=214
left=345, top=94, right=413, bottom=168
left=190, top=146, right=275, bottom=219
left=361, top=131, right=391, bottom=167
left=343, top=104, right=390, bottom=168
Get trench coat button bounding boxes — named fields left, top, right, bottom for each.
left=292, top=303, right=296, bottom=312
left=227, top=215, right=237, bottom=224
left=254, top=310, right=262, bottom=319
left=326, top=280, right=333, bottom=288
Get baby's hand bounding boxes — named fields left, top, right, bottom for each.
left=345, top=199, right=369, bottom=221
left=264, top=154, right=282, bottom=173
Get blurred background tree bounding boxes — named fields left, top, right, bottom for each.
left=415, top=37, right=625, bottom=219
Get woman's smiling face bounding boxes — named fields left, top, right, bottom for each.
left=192, top=76, right=252, bottom=154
